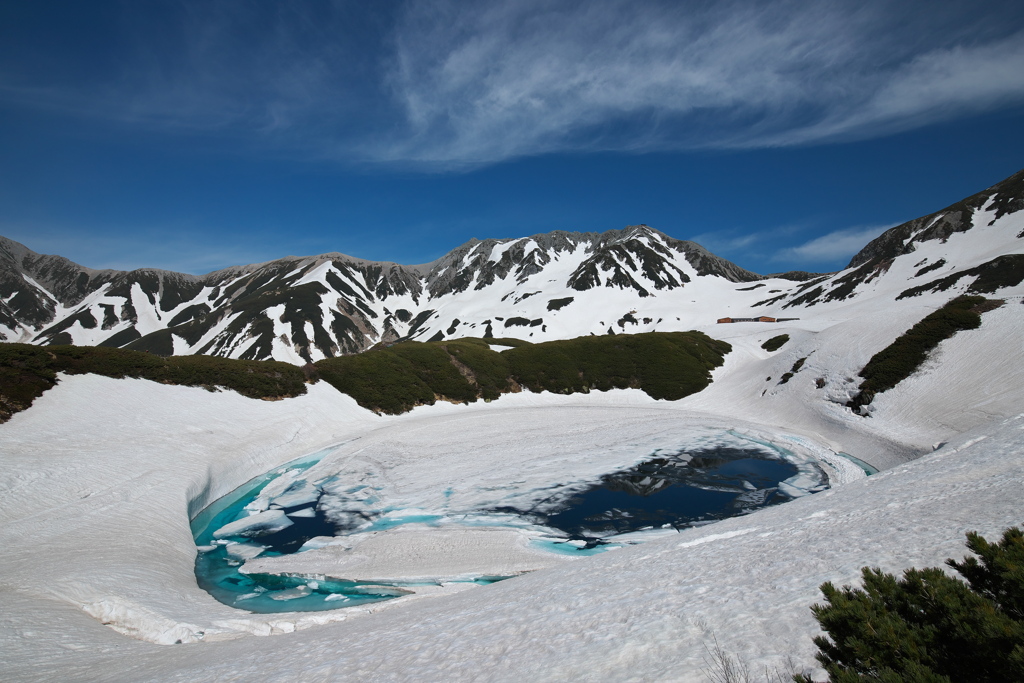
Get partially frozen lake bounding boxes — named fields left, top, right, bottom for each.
left=192, top=419, right=842, bottom=613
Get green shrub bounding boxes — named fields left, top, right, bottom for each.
left=762, top=334, right=790, bottom=352
left=316, top=332, right=732, bottom=413
left=847, top=296, right=999, bottom=414
left=442, top=340, right=513, bottom=400
left=0, top=343, right=309, bottom=422
left=316, top=345, right=439, bottom=415
left=0, top=345, right=59, bottom=422
left=777, top=356, right=806, bottom=385
left=797, top=527, right=1024, bottom=682
left=2, top=330, right=734, bottom=419
left=505, top=332, right=731, bottom=401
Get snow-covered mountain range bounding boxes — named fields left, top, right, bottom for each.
left=0, top=226, right=766, bottom=362
left=5, top=167, right=1018, bottom=365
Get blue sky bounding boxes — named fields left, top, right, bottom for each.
left=2, top=0, right=1024, bottom=275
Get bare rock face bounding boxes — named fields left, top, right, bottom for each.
left=848, top=168, right=1024, bottom=270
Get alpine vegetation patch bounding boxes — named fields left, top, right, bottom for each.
left=315, top=332, right=732, bottom=414
left=761, top=334, right=790, bottom=352
left=0, top=343, right=309, bottom=422
left=846, top=296, right=1003, bottom=414
left=797, top=526, right=1024, bottom=682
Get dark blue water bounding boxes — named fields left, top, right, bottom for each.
left=502, top=447, right=798, bottom=545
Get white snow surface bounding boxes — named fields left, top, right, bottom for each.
left=212, top=509, right=293, bottom=539
left=242, top=525, right=577, bottom=584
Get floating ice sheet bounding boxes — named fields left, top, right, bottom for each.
left=212, top=509, right=293, bottom=539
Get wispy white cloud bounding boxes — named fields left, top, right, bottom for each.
left=773, top=224, right=892, bottom=264
left=2, top=1, right=1023, bottom=168
left=758, top=32, right=1024, bottom=146
left=689, top=222, right=809, bottom=258
left=376, top=0, right=1024, bottom=165
left=688, top=231, right=763, bottom=255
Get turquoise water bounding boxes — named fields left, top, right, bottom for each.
left=190, top=448, right=402, bottom=613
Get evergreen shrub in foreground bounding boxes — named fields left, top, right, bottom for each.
left=797, top=526, right=1024, bottom=682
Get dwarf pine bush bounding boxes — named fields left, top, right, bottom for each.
left=797, top=527, right=1024, bottom=682
left=761, top=334, right=790, bottom=352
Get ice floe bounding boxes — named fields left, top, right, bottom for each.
left=212, top=509, right=293, bottom=539
left=242, top=524, right=576, bottom=584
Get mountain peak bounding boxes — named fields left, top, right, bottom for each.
left=4, top=166, right=1023, bottom=362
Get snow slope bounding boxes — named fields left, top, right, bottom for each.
left=0, top=371, right=1021, bottom=682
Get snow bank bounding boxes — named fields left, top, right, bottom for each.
left=212, top=510, right=292, bottom=539
left=2, top=377, right=1019, bottom=681
left=0, top=373, right=382, bottom=655
left=144, top=414, right=1024, bottom=682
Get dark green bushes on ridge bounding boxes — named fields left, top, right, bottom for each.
left=506, top=333, right=730, bottom=400
left=2, top=331, right=731, bottom=420
left=761, top=334, right=790, bottom=352
left=0, top=343, right=308, bottom=423
left=315, top=331, right=732, bottom=414
left=846, top=296, right=1002, bottom=415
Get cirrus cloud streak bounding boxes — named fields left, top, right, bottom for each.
left=2, top=0, right=1023, bottom=169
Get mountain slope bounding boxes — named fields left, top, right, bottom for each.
left=2, top=169, right=1024, bottom=683
left=755, top=168, right=1024, bottom=311
left=0, top=226, right=765, bottom=363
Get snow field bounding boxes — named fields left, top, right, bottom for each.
left=142, top=413, right=1021, bottom=683
left=2, top=384, right=1019, bottom=681
left=224, top=408, right=835, bottom=589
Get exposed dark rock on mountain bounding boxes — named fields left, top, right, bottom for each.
left=759, top=168, right=1024, bottom=309
left=0, top=225, right=767, bottom=363
left=2, top=166, right=1022, bottom=364
left=848, top=169, right=1024, bottom=270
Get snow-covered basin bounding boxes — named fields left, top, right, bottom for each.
left=0, top=372, right=1018, bottom=682
left=229, top=414, right=850, bottom=588
left=0, top=376, right=849, bottom=640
